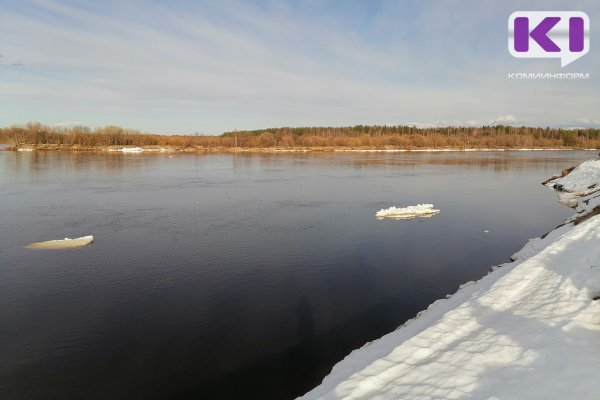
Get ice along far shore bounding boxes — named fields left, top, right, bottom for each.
left=300, top=158, right=600, bottom=400
left=7, top=144, right=600, bottom=153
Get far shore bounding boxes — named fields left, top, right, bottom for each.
left=3, top=144, right=598, bottom=154
left=3, top=124, right=599, bottom=153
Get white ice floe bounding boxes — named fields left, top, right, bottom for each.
left=375, top=204, right=440, bottom=219
left=25, top=235, right=94, bottom=249
left=301, top=159, right=600, bottom=400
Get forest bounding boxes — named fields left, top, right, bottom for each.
left=1, top=123, right=599, bottom=149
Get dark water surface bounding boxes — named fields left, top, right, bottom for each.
left=0, top=150, right=593, bottom=399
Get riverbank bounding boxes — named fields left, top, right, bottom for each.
left=3, top=124, right=600, bottom=152
left=300, top=158, right=600, bottom=399
left=4, top=144, right=598, bottom=153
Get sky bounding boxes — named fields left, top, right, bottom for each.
left=1, top=0, right=599, bottom=134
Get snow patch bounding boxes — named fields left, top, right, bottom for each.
left=108, top=147, right=144, bottom=153
left=272, top=149, right=310, bottom=152
left=334, top=148, right=589, bottom=153
left=548, top=159, right=600, bottom=193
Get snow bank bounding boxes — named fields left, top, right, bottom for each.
left=548, top=159, right=600, bottom=194
left=375, top=204, right=440, bottom=219
left=546, top=159, right=600, bottom=208
left=25, top=235, right=94, bottom=249
left=301, top=159, right=600, bottom=400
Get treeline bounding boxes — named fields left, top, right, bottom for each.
left=0, top=123, right=222, bottom=148
left=222, top=125, right=600, bottom=148
left=1, top=122, right=600, bottom=149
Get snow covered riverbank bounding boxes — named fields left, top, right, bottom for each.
left=300, top=159, right=600, bottom=400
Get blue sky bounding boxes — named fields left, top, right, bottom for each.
left=1, top=0, right=599, bottom=134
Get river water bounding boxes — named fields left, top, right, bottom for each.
left=0, top=150, right=592, bottom=399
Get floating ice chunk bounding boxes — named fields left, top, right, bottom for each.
left=375, top=204, right=440, bottom=219
left=118, top=147, right=144, bottom=153
left=25, top=235, right=94, bottom=249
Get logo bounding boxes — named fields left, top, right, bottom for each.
left=508, top=11, right=589, bottom=67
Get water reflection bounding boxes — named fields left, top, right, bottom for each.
left=2, top=150, right=593, bottom=176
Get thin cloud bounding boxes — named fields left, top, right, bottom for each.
left=53, top=121, right=82, bottom=127
left=575, top=118, right=600, bottom=126
left=489, top=115, right=517, bottom=125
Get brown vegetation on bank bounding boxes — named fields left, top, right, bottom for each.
left=573, top=204, right=600, bottom=225
left=1, top=122, right=599, bottom=151
left=541, top=165, right=577, bottom=185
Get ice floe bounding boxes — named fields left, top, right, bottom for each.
left=25, top=235, right=94, bottom=249
left=375, top=204, right=440, bottom=219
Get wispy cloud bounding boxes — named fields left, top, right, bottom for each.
left=489, top=115, right=518, bottom=125
left=1, top=0, right=599, bottom=133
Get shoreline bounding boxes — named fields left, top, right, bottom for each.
left=3, top=144, right=598, bottom=153
left=300, top=158, right=600, bottom=399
